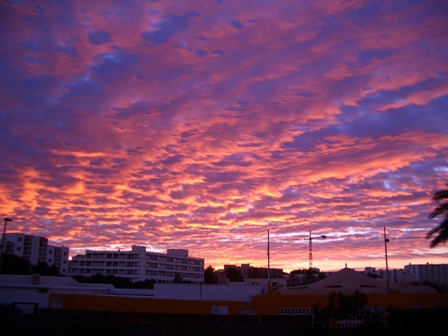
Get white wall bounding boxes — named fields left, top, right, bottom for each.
left=0, top=287, right=50, bottom=308
left=153, top=283, right=265, bottom=301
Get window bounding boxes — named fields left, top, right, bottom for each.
left=17, top=246, right=21, bottom=251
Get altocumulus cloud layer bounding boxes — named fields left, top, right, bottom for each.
left=0, top=0, right=447, bottom=271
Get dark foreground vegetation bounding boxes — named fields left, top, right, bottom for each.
left=0, top=305, right=446, bottom=336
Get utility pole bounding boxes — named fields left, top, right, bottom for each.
left=384, top=227, right=390, bottom=294
left=0, top=217, right=13, bottom=273
left=308, top=230, right=312, bottom=269
left=267, top=229, right=271, bottom=288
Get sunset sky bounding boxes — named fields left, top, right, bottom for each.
left=1, top=0, right=447, bottom=273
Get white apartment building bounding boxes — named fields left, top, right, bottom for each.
left=364, top=264, right=448, bottom=285
left=70, top=245, right=205, bottom=283
left=363, top=267, right=407, bottom=284
left=0, top=233, right=69, bottom=275
left=404, top=263, right=448, bottom=284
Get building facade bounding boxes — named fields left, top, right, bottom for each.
left=404, top=263, right=448, bottom=284
left=364, top=264, right=448, bottom=285
left=215, top=264, right=286, bottom=287
left=0, top=233, right=69, bottom=275
left=70, top=246, right=204, bottom=283
left=363, top=266, right=408, bottom=284
left=224, top=264, right=284, bottom=280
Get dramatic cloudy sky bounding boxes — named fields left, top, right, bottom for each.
left=1, top=0, right=447, bottom=272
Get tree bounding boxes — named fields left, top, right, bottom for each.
left=0, top=254, right=31, bottom=275
left=173, top=273, right=183, bottom=283
left=426, top=184, right=448, bottom=248
left=289, top=268, right=308, bottom=278
left=312, top=290, right=385, bottom=330
left=225, top=267, right=243, bottom=282
left=32, top=262, right=61, bottom=276
left=204, top=265, right=216, bottom=284
left=72, top=274, right=155, bottom=289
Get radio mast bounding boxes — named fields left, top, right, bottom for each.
left=304, top=230, right=326, bottom=269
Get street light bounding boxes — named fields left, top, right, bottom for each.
left=0, top=217, right=13, bottom=273
left=384, top=226, right=390, bottom=294
left=304, top=230, right=327, bottom=269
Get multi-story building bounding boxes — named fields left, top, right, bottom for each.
left=223, top=264, right=286, bottom=288
left=224, top=264, right=284, bottom=279
left=404, top=263, right=448, bottom=284
left=363, top=266, right=407, bottom=284
left=70, top=246, right=204, bottom=283
left=364, top=264, right=448, bottom=285
left=0, top=233, right=69, bottom=275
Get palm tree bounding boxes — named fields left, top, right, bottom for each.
left=426, top=184, right=448, bottom=248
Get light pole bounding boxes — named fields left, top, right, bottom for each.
left=0, top=217, right=13, bottom=273
left=304, top=230, right=326, bottom=269
left=267, top=229, right=271, bottom=290
left=383, top=226, right=390, bottom=294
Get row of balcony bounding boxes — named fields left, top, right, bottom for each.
left=71, top=268, right=203, bottom=279
left=80, top=255, right=203, bottom=266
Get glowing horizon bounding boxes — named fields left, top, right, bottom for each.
left=1, top=0, right=447, bottom=273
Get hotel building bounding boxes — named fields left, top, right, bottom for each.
left=70, top=245, right=204, bottom=283
left=404, top=263, right=448, bottom=284
left=0, top=233, right=69, bottom=275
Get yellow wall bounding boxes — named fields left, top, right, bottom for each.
left=49, top=291, right=448, bottom=316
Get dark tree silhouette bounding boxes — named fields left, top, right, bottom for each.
left=225, top=267, right=243, bottom=282
left=72, top=274, right=155, bottom=288
left=204, top=265, right=216, bottom=284
left=312, top=290, right=384, bottom=330
left=426, top=184, right=448, bottom=248
left=0, top=254, right=31, bottom=274
left=173, top=273, right=183, bottom=283
left=0, top=256, right=62, bottom=276
left=32, top=262, right=61, bottom=276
